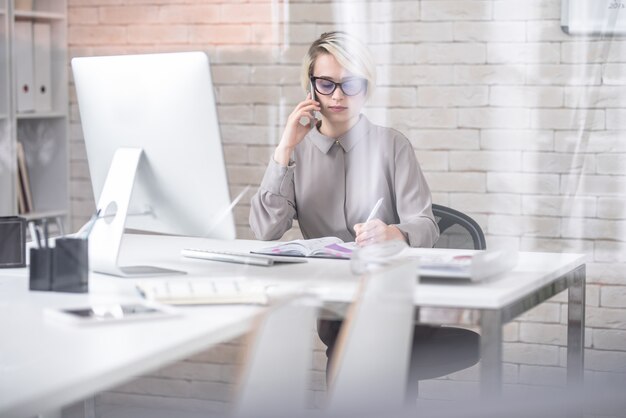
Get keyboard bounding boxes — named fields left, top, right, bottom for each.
left=136, top=279, right=270, bottom=305
left=181, top=248, right=307, bottom=267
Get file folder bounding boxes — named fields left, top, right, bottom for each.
left=14, top=21, right=35, bottom=113
left=33, top=23, right=52, bottom=112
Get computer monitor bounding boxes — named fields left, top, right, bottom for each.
left=72, top=51, right=235, bottom=277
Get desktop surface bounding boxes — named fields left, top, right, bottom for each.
left=0, top=233, right=586, bottom=417
left=111, top=234, right=584, bottom=310
left=0, top=272, right=260, bottom=417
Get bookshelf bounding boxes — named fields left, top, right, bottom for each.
left=0, top=0, right=68, bottom=230
left=0, top=0, right=11, bottom=216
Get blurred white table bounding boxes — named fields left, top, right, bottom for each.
left=0, top=234, right=586, bottom=417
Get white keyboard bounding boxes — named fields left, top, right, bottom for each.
left=181, top=248, right=307, bottom=267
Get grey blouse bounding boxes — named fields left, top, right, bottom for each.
left=249, top=115, right=439, bottom=248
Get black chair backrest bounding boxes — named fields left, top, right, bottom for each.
left=432, top=204, right=486, bottom=250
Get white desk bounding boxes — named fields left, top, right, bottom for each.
left=0, top=234, right=586, bottom=416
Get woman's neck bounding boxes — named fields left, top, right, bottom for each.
left=319, top=114, right=361, bottom=139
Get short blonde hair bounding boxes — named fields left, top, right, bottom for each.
left=300, top=31, right=376, bottom=101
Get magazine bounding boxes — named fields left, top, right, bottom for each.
left=252, top=237, right=357, bottom=259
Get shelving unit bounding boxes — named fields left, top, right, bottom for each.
left=0, top=0, right=68, bottom=229
left=0, top=0, right=12, bottom=216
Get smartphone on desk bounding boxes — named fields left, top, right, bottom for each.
left=44, top=302, right=180, bottom=326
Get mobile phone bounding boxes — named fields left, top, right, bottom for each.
left=309, top=81, right=317, bottom=128
left=44, top=302, right=179, bottom=325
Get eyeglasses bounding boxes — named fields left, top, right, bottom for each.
left=310, top=76, right=367, bottom=97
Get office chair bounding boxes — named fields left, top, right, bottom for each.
left=319, top=204, right=485, bottom=403
left=431, top=203, right=486, bottom=250
left=405, top=204, right=484, bottom=398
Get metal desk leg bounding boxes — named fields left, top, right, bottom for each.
left=567, top=265, right=586, bottom=390
left=480, top=310, right=503, bottom=398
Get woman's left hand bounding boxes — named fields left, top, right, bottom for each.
left=354, top=219, right=408, bottom=247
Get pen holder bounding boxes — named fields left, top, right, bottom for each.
left=52, top=238, right=89, bottom=293
left=29, top=238, right=89, bottom=293
left=29, top=247, right=54, bottom=291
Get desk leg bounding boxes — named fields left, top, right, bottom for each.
left=480, top=310, right=502, bottom=398
left=567, top=265, right=586, bottom=390
left=83, top=397, right=96, bottom=418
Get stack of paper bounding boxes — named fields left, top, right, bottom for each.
left=417, top=250, right=518, bottom=282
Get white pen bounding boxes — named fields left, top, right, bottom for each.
left=365, top=198, right=384, bottom=222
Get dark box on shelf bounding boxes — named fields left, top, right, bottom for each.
left=0, top=216, right=27, bottom=268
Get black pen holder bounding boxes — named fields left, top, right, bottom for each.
left=29, top=247, right=54, bottom=291
left=52, top=238, right=89, bottom=293
left=29, top=238, right=89, bottom=293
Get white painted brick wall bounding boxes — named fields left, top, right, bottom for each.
left=67, top=0, right=626, bottom=410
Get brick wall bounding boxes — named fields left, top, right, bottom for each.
left=67, top=0, right=626, bottom=414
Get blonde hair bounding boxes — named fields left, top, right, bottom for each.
left=300, top=31, right=376, bottom=101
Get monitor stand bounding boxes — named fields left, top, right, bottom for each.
left=88, top=148, right=186, bottom=277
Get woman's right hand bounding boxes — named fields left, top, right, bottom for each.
left=274, top=94, right=320, bottom=166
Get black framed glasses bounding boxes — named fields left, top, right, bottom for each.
left=310, top=76, right=367, bottom=97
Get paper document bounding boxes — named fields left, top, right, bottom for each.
left=416, top=250, right=518, bottom=281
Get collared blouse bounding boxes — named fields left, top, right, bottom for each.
left=249, top=115, right=439, bottom=248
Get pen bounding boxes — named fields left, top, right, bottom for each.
left=82, top=209, right=102, bottom=239
left=366, top=198, right=384, bottom=223
left=135, top=285, right=147, bottom=299
left=42, top=219, right=48, bottom=249
left=32, top=224, right=42, bottom=249
left=29, top=222, right=40, bottom=249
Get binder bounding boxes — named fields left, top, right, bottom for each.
left=33, top=23, right=52, bottom=112
left=16, top=142, right=33, bottom=213
left=14, top=21, right=35, bottom=113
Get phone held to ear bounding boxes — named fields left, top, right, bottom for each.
left=309, top=81, right=317, bottom=129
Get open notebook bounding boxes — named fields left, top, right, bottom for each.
left=252, top=237, right=357, bottom=259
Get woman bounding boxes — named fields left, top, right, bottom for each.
left=250, top=31, right=438, bottom=248
left=249, top=32, right=477, bottom=387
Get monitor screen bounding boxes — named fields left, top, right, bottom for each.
left=72, top=52, right=235, bottom=241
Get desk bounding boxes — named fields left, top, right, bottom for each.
left=0, top=234, right=586, bottom=416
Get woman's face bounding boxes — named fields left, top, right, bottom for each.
left=311, top=53, right=367, bottom=127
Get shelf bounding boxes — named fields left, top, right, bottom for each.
left=1, top=0, right=68, bottom=221
left=14, top=10, right=65, bottom=21
left=17, top=112, right=66, bottom=120
left=19, top=209, right=67, bottom=222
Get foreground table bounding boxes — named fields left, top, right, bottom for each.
left=0, top=234, right=586, bottom=416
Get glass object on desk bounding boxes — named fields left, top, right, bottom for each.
left=350, top=240, right=408, bottom=275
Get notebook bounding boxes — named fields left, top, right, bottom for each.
left=252, top=237, right=357, bottom=259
